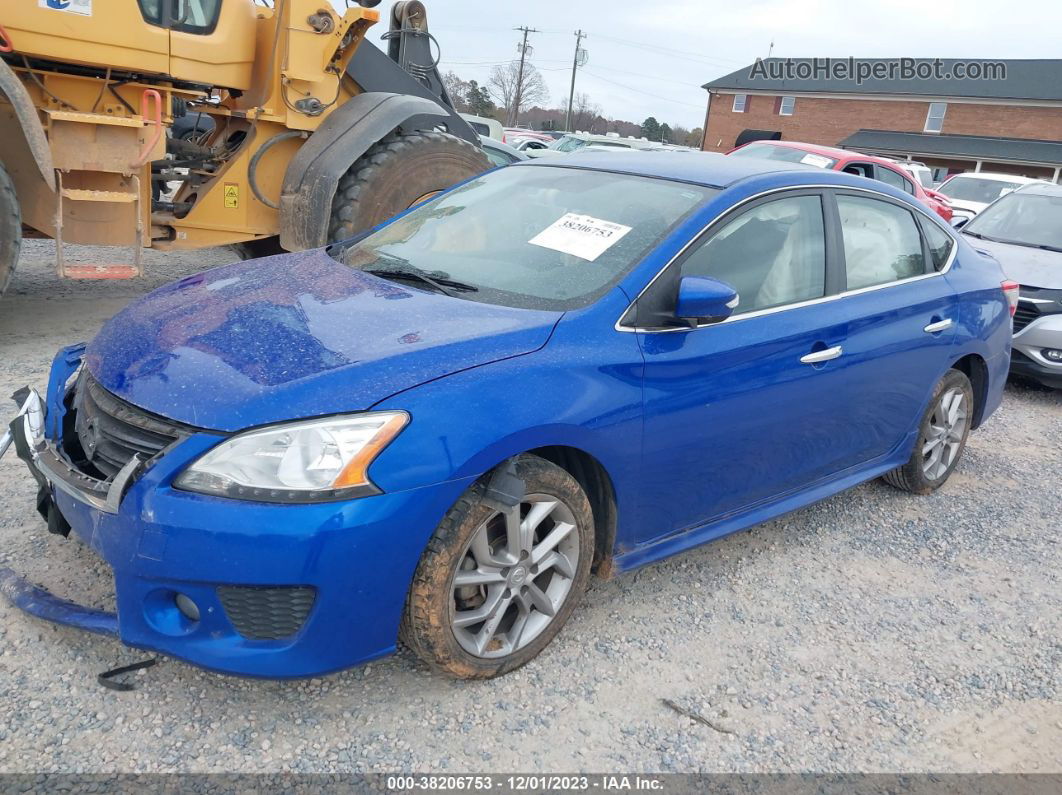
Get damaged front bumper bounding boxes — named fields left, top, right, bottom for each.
left=0, top=353, right=474, bottom=677
left=0, top=382, right=124, bottom=638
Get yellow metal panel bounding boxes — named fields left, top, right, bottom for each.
left=0, top=1, right=169, bottom=76
left=169, top=0, right=258, bottom=91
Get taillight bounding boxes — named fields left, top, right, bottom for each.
left=1001, top=280, right=1020, bottom=317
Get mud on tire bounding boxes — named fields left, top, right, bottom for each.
left=0, top=162, right=21, bottom=298
left=401, top=455, right=594, bottom=679
left=328, top=130, right=488, bottom=243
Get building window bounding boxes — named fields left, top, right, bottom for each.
left=778, top=96, right=795, bottom=116
left=925, top=102, right=947, bottom=133
left=732, top=94, right=747, bottom=113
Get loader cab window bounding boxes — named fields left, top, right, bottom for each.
left=139, top=0, right=223, bottom=35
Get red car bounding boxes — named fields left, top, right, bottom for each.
left=728, top=140, right=953, bottom=222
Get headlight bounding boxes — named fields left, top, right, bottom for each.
left=174, top=412, right=408, bottom=502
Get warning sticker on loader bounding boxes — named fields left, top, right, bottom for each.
left=224, top=184, right=239, bottom=209
left=528, top=213, right=632, bottom=262
left=39, top=0, right=92, bottom=16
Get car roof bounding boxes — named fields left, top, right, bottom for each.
left=519, top=149, right=820, bottom=188
left=1014, top=181, right=1062, bottom=196
left=945, top=171, right=1047, bottom=184
left=741, top=139, right=856, bottom=160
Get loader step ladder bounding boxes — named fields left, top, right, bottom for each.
left=49, top=90, right=161, bottom=280
left=54, top=171, right=143, bottom=280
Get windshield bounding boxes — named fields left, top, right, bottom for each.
left=730, top=143, right=838, bottom=169
left=552, top=136, right=586, bottom=153
left=332, top=166, right=714, bottom=310
left=940, top=176, right=1024, bottom=204
left=964, top=191, right=1062, bottom=251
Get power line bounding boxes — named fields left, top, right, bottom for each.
left=591, top=33, right=743, bottom=67
left=580, top=68, right=706, bottom=109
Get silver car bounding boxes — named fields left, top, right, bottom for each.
left=961, top=183, right=1062, bottom=388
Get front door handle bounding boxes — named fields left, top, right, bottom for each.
left=924, top=318, right=953, bottom=333
left=800, top=346, right=843, bottom=365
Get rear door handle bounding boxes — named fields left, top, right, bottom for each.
left=924, top=318, right=953, bottom=333
left=800, top=346, right=843, bottom=365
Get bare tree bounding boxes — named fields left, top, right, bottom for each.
left=488, top=61, right=548, bottom=125
left=442, top=70, right=471, bottom=112
left=571, top=92, right=602, bottom=132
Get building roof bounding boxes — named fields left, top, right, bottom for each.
left=519, top=149, right=819, bottom=188
left=703, top=59, right=1062, bottom=102
left=838, top=130, right=1062, bottom=165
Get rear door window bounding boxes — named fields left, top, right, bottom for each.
left=837, top=195, right=926, bottom=290
left=921, top=220, right=954, bottom=272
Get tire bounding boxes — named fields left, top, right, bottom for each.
left=402, top=455, right=594, bottom=679
left=0, top=162, right=21, bottom=298
left=328, top=130, right=489, bottom=243
left=231, top=236, right=286, bottom=261
left=882, top=369, right=974, bottom=494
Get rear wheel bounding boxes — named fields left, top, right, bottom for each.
left=402, top=455, right=594, bottom=679
left=0, top=162, right=21, bottom=298
left=882, top=369, right=974, bottom=494
left=328, top=130, right=488, bottom=243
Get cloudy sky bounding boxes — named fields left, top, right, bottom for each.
left=341, top=0, right=1062, bottom=129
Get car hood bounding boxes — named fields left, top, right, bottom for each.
left=963, top=236, right=1062, bottom=289
left=86, top=249, right=562, bottom=431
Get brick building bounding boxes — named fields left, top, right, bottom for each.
left=701, top=59, right=1062, bottom=181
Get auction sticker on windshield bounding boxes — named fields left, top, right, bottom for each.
left=800, top=153, right=833, bottom=168
left=529, top=213, right=633, bottom=262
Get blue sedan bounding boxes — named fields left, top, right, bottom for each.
left=2, top=152, right=1015, bottom=679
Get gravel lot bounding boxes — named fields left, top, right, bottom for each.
left=0, top=242, right=1059, bottom=774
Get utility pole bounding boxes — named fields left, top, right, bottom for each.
left=565, top=29, right=587, bottom=133
left=511, top=26, right=539, bottom=127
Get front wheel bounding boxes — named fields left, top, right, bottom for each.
left=882, top=369, right=974, bottom=494
left=402, top=455, right=594, bottom=679
left=0, top=162, right=21, bottom=299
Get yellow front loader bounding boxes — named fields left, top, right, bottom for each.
left=0, top=0, right=486, bottom=295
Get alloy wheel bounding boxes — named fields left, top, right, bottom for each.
left=922, top=386, right=968, bottom=480
left=449, top=493, right=580, bottom=659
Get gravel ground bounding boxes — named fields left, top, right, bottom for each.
left=0, top=242, right=1059, bottom=774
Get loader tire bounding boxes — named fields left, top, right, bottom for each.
left=0, top=163, right=20, bottom=298
left=328, top=130, right=489, bottom=243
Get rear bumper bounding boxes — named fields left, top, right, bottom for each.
left=2, top=380, right=473, bottom=678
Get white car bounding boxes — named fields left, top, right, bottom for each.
left=527, top=132, right=661, bottom=158
left=937, top=172, right=1052, bottom=225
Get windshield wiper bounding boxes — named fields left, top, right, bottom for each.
left=365, top=267, right=479, bottom=296
left=965, top=233, right=1062, bottom=253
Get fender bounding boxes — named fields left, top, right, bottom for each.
left=0, top=58, right=54, bottom=190
left=278, top=92, right=453, bottom=251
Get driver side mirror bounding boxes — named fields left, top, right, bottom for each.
left=951, top=216, right=970, bottom=229
left=675, top=276, right=739, bottom=325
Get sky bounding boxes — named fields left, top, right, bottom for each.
left=335, top=0, right=1062, bottom=130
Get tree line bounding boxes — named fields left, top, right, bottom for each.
left=443, top=65, right=704, bottom=148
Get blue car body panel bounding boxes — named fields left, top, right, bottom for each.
left=5, top=155, right=1011, bottom=677
left=86, top=249, right=562, bottom=431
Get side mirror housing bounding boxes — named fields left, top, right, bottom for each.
left=675, top=276, right=739, bottom=324
left=951, top=216, right=969, bottom=229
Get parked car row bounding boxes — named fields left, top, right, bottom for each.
left=727, top=140, right=955, bottom=222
